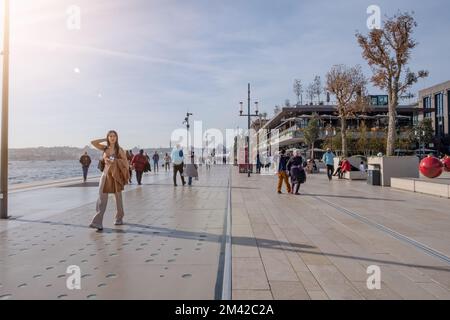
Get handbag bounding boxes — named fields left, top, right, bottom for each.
left=299, top=170, right=307, bottom=184
left=97, top=159, right=105, bottom=172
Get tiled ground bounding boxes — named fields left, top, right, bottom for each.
left=0, top=167, right=229, bottom=300
left=3, top=165, right=450, bottom=300
left=231, top=169, right=450, bottom=300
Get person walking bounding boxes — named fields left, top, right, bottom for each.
left=276, top=149, right=291, bottom=194
left=127, top=150, right=134, bottom=183
left=152, top=151, right=160, bottom=173
left=89, top=130, right=130, bottom=230
left=171, top=144, right=186, bottom=186
left=131, top=149, right=148, bottom=185
left=205, top=155, right=212, bottom=170
left=185, top=151, right=199, bottom=186
left=322, top=148, right=335, bottom=181
left=144, top=152, right=151, bottom=173
left=256, top=153, right=262, bottom=174
left=79, top=151, right=92, bottom=182
left=287, top=149, right=306, bottom=195
left=164, top=153, right=171, bottom=172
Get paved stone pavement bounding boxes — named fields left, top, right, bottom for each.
left=2, top=165, right=450, bottom=300
left=231, top=169, right=450, bottom=300
left=0, top=167, right=229, bottom=300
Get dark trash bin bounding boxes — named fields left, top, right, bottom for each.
left=367, top=166, right=381, bottom=186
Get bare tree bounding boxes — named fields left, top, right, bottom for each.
left=326, top=64, right=367, bottom=157
left=284, top=99, right=291, bottom=107
left=312, top=75, right=322, bottom=104
left=304, top=113, right=321, bottom=159
left=306, top=83, right=315, bottom=105
left=293, top=79, right=303, bottom=105
left=356, top=12, right=428, bottom=156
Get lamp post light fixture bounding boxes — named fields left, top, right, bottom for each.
left=239, top=83, right=259, bottom=177
left=325, top=126, right=337, bottom=151
left=414, top=130, right=426, bottom=159
left=183, top=112, right=193, bottom=163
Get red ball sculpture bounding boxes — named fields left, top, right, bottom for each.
left=419, top=155, right=443, bottom=178
left=442, top=155, right=450, bottom=172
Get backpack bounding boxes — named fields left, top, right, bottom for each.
left=179, top=150, right=183, bottom=157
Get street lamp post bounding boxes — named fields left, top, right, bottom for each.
left=415, top=130, right=426, bottom=159
left=325, top=127, right=336, bottom=151
left=1, top=0, right=10, bottom=219
left=239, top=83, right=259, bottom=178
left=183, top=112, right=193, bottom=164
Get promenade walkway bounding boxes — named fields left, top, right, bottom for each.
left=231, top=169, right=450, bottom=299
left=0, top=167, right=229, bottom=299
left=2, top=165, right=450, bottom=300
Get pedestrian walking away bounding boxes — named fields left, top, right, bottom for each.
left=322, top=148, right=335, bottom=181
left=185, top=151, right=199, bottom=186
left=152, top=151, right=160, bottom=172
left=171, top=144, right=186, bottom=186
left=256, top=153, right=262, bottom=174
left=205, top=155, right=212, bottom=170
left=287, top=149, right=306, bottom=195
left=79, top=151, right=92, bottom=182
left=132, top=149, right=149, bottom=185
left=127, top=150, right=134, bottom=183
left=89, top=130, right=130, bottom=230
left=144, top=152, right=151, bottom=173
left=276, top=149, right=291, bottom=194
left=164, top=153, right=171, bottom=172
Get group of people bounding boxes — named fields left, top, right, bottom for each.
left=170, top=144, right=201, bottom=186
left=79, top=149, right=173, bottom=185
left=276, top=147, right=369, bottom=196
left=276, top=149, right=307, bottom=195
left=86, top=131, right=207, bottom=231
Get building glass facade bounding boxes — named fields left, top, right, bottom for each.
left=435, top=93, right=444, bottom=137
left=423, top=96, right=432, bottom=119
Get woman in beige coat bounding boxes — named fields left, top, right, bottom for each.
left=89, top=130, right=129, bottom=230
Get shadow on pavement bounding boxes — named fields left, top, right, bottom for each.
left=303, top=193, right=404, bottom=202
left=12, top=218, right=450, bottom=273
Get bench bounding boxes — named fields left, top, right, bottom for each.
left=343, top=171, right=367, bottom=180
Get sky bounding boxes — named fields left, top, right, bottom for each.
left=0, top=0, right=449, bottom=148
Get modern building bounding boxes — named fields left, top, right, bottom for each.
left=252, top=95, right=419, bottom=158
left=418, top=80, right=450, bottom=152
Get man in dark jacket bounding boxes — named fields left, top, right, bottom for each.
left=79, top=152, right=92, bottom=182
left=152, top=151, right=160, bottom=172
left=277, top=150, right=291, bottom=194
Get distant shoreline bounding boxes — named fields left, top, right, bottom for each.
left=8, top=146, right=172, bottom=161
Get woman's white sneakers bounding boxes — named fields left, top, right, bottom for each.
left=114, top=220, right=123, bottom=226
left=89, top=223, right=103, bottom=230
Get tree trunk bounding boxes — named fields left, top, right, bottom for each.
left=386, top=89, right=398, bottom=156
left=341, top=117, right=347, bottom=157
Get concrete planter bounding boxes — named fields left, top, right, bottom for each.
left=367, top=156, right=419, bottom=186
